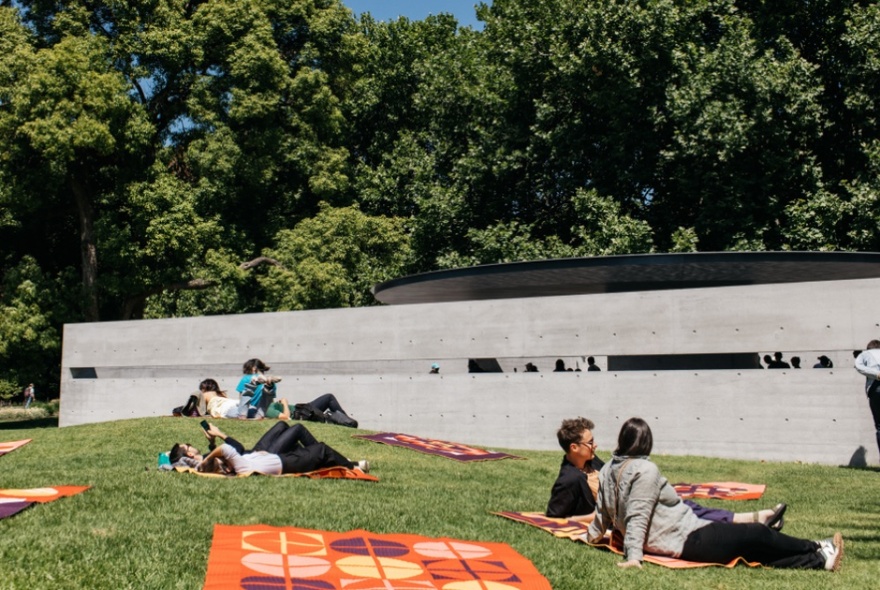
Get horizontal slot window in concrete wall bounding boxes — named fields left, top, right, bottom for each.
left=70, top=367, right=98, bottom=379
left=608, top=353, right=761, bottom=371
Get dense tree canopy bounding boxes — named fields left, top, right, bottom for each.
left=0, top=0, right=878, bottom=397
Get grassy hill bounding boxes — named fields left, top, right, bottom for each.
left=1, top=417, right=878, bottom=589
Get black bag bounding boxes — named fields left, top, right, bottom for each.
left=324, top=409, right=358, bottom=429
left=173, top=395, right=201, bottom=417
left=292, top=403, right=326, bottom=423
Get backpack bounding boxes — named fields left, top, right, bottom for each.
left=172, top=395, right=201, bottom=417
left=292, top=403, right=326, bottom=423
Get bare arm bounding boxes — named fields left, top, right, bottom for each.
left=276, top=398, right=291, bottom=420
left=198, top=445, right=225, bottom=470
left=570, top=511, right=596, bottom=524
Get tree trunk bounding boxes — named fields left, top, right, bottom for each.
left=71, top=178, right=100, bottom=322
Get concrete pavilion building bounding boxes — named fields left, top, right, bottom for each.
left=60, top=251, right=880, bottom=465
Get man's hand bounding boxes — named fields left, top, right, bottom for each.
left=205, top=424, right=225, bottom=439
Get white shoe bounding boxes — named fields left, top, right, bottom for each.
left=357, top=460, right=370, bottom=473
left=817, top=532, right=843, bottom=571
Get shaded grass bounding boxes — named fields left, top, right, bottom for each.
left=1, top=417, right=879, bottom=589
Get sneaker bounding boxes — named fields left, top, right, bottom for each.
left=817, top=532, right=844, bottom=571
left=357, top=460, right=370, bottom=473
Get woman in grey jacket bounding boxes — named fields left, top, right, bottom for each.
left=586, top=417, right=843, bottom=571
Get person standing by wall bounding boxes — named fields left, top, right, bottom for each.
left=855, top=340, right=880, bottom=459
left=23, top=383, right=35, bottom=409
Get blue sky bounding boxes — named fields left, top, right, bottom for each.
left=341, top=1, right=487, bottom=29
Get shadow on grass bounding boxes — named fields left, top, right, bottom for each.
left=0, top=416, right=59, bottom=429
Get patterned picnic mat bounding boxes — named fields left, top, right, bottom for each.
left=673, top=482, right=765, bottom=500
left=204, top=524, right=552, bottom=589
left=0, top=486, right=91, bottom=520
left=353, top=432, right=524, bottom=462
left=173, top=465, right=378, bottom=482
left=493, top=512, right=761, bottom=569
left=0, top=439, right=31, bottom=457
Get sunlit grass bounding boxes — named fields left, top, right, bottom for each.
left=1, top=417, right=878, bottom=589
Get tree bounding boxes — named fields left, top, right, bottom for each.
left=0, top=10, right=153, bottom=320
left=0, top=1, right=366, bottom=322
left=258, top=203, right=412, bottom=310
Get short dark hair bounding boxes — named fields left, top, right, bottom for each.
left=615, top=417, right=653, bottom=456
left=169, top=443, right=185, bottom=464
left=557, top=417, right=595, bottom=451
left=868, top=340, right=880, bottom=350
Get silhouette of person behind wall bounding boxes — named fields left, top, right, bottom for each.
left=790, top=356, right=801, bottom=368
left=814, top=355, right=833, bottom=369
left=554, top=359, right=567, bottom=372
left=763, top=354, right=773, bottom=369
left=586, top=356, right=601, bottom=372
left=525, top=362, right=539, bottom=373
left=772, top=351, right=790, bottom=369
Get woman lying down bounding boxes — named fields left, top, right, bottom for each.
left=170, top=421, right=369, bottom=476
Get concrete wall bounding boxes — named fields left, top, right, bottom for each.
left=60, top=277, right=880, bottom=465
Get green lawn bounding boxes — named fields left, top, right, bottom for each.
left=1, top=417, right=878, bottom=589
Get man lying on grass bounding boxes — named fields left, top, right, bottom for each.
left=169, top=421, right=369, bottom=476
left=547, top=417, right=786, bottom=528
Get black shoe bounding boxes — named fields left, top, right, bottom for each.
left=767, top=503, right=787, bottom=531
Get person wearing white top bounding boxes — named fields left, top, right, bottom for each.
left=854, top=339, right=880, bottom=458
left=170, top=422, right=369, bottom=476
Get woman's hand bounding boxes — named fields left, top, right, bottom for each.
left=617, top=560, right=642, bottom=569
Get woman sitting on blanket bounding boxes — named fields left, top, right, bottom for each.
left=586, top=417, right=843, bottom=571
left=547, top=417, right=786, bottom=528
left=169, top=422, right=369, bottom=475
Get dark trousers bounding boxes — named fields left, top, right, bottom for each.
left=309, top=393, right=345, bottom=414
left=868, top=382, right=880, bottom=456
left=681, top=522, right=823, bottom=569
left=683, top=500, right=733, bottom=523
left=252, top=422, right=354, bottom=473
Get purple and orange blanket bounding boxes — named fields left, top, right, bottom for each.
left=0, top=486, right=91, bottom=520
left=495, top=481, right=766, bottom=569
left=353, top=432, right=524, bottom=462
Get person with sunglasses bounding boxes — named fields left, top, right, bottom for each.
left=168, top=421, right=368, bottom=475
left=587, top=417, right=842, bottom=571
left=546, top=417, right=785, bottom=529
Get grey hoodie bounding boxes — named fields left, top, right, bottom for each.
left=586, top=455, right=709, bottom=563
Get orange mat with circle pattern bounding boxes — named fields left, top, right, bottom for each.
left=204, top=524, right=552, bottom=589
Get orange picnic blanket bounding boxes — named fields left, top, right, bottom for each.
left=204, top=524, right=552, bottom=589
left=173, top=465, right=378, bottom=482
left=494, top=511, right=761, bottom=569
left=0, top=439, right=31, bottom=457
